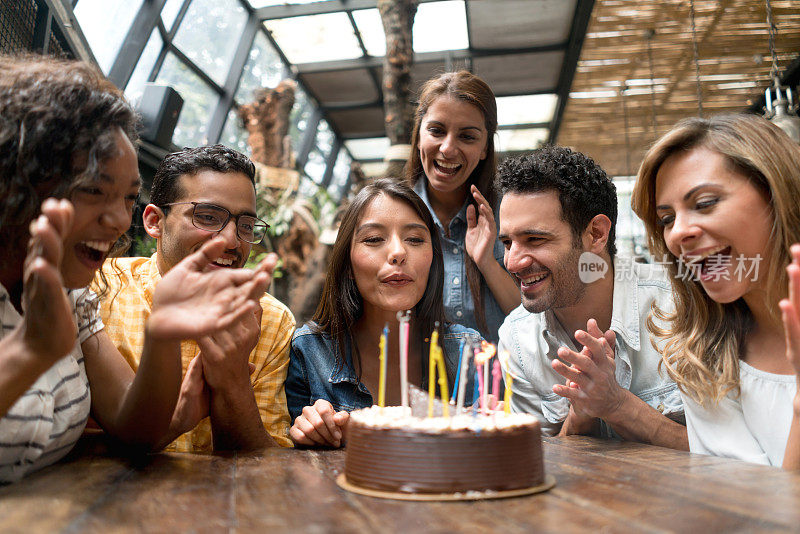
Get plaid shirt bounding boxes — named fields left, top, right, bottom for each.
left=95, top=254, right=294, bottom=451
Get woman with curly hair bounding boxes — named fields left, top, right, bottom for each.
left=403, top=71, right=519, bottom=342
left=632, top=114, right=800, bottom=468
left=0, top=55, right=270, bottom=483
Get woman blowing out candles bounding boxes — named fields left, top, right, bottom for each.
left=286, top=179, right=480, bottom=448
left=0, top=55, right=271, bottom=483
left=631, top=114, right=800, bottom=468
left=403, top=71, right=519, bottom=342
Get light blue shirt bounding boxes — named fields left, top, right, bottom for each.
left=413, top=179, right=507, bottom=342
left=498, top=256, right=684, bottom=438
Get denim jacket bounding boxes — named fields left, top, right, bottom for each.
left=498, top=256, right=684, bottom=438
left=286, top=322, right=482, bottom=421
left=413, top=179, right=508, bottom=343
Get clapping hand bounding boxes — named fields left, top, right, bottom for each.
left=551, top=319, right=624, bottom=421
left=147, top=237, right=270, bottom=341
left=780, top=243, right=800, bottom=416
left=465, top=185, right=498, bottom=271
left=20, top=199, right=77, bottom=366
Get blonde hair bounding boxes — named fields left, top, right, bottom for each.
left=632, top=114, right=800, bottom=405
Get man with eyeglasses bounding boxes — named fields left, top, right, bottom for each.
left=95, top=145, right=294, bottom=451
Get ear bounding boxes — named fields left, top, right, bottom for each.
left=582, top=214, right=612, bottom=255
left=142, top=204, right=166, bottom=239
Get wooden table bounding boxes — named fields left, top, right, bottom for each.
left=1, top=433, right=799, bottom=533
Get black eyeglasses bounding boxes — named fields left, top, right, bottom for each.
left=160, top=202, right=269, bottom=244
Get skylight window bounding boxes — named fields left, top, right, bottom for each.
left=496, top=94, right=558, bottom=126
left=413, top=1, right=468, bottom=53
left=247, top=0, right=327, bottom=8
left=497, top=128, right=549, bottom=152
left=352, top=9, right=385, bottom=57
left=344, top=138, right=390, bottom=160
left=264, top=12, right=363, bottom=64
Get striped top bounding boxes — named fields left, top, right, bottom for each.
left=0, top=285, right=103, bottom=484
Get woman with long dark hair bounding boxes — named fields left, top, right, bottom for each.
left=403, top=70, right=519, bottom=342
left=286, top=179, right=480, bottom=447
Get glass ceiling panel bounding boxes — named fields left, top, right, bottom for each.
left=344, top=137, right=390, bottom=160
left=160, top=0, right=185, bottom=32
left=235, top=31, right=285, bottom=103
left=155, top=53, right=217, bottom=147
left=173, top=0, right=248, bottom=86
left=247, top=0, right=326, bottom=8
left=352, top=9, right=385, bottom=57
left=264, top=13, right=362, bottom=64
left=497, top=128, right=549, bottom=152
left=413, top=1, right=468, bottom=54
left=220, top=108, right=249, bottom=155
left=496, top=94, right=558, bottom=126
left=124, top=28, right=163, bottom=105
left=74, top=0, right=144, bottom=74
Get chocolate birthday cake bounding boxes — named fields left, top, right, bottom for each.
left=343, top=406, right=545, bottom=496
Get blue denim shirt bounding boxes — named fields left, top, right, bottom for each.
left=413, top=179, right=508, bottom=343
left=286, top=322, right=482, bottom=421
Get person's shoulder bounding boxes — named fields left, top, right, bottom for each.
left=498, top=304, right=540, bottom=339
left=102, top=255, right=149, bottom=275
left=292, top=322, right=326, bottom=340
left=619, top=255, right=671, bottom=288
left=258, top=292, right=294, bottom=321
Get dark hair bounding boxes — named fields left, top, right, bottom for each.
left=403, top=70, right=498, bottom=333
left=150, top=144, right=256, bottom=206
left=497, top=145, right=618, bottom=260
left=312, top=178, right=449, bottom=381
left=0, top=54, right=138, bottom=270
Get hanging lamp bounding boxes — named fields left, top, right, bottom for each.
left=763, top=0, right=800, bottom=143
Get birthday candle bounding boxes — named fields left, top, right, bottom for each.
left=476, top=358, right=485, bottom=414
left=504, top=371, right=513, bottom=415
left=434, top=343, right=449, bottom=417
left=451, top=338, right=465, bottom=404
left=428, top=324, right=439, bottom=418
left=456, top=338, right=471, bottom=415
left=396, top=311, right=410, bottom=410
left=491, top=357, right=501, bottom=411
left=378, top=323, right=388, bottom=407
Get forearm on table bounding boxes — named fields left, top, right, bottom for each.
left=112, top=327, right=182, bottom=447
left=477, top=260, right=520, bottom=314
left=209, top=384, right=275, bottom=450
left=603, top=390, right=689, bottom=450
left=0, top=330, right=53, bottom=418
left=782, top=411, right=800, bottom=469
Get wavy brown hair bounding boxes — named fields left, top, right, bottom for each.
left=632, top=114, right=800, bottom=405
left=403, top=70, right=498, bottom=334
left=312, top=178, right=449, bottom=382
left=0, top=54, right=139, bottom=293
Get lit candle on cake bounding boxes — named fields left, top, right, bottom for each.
left=428, top=324, right=439, bottom=417
left=499, top=350, right=516, bottom=415
left=378, top=323, right=388, bottom=408
left=434, top=342, right=449, bottom=417
left=455, top=338, right=471, bottom=414
left=450, top=338, right=465, bottom=405
left=396, top=310, right=410, bottom=410
left=491, top=357, right=501, bottom=411
left=474, top=341, right=496, bottom=414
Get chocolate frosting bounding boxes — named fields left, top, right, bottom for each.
left=345, top=419, right=544, bottom=494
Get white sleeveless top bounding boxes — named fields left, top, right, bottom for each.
left=0, top=286, right=102, bottom=483
left=683, top=360, right=797, bottom=466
